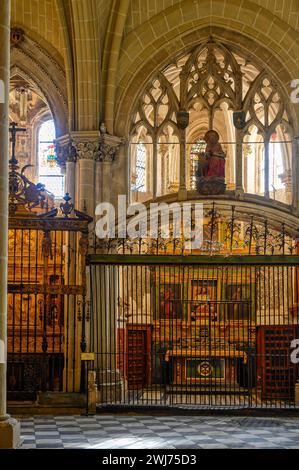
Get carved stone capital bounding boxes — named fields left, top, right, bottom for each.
left=75, top=140, right=98, bottom=160
left=95, top=133, right=124, bottom=163
left=55, top=130, right=125, bottom=165
left=55, top=137, right=77, bottom=167
left=158, top=143, right=169, bottom=157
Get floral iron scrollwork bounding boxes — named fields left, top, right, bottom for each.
left=60, top=193, right=74, bottom=217
left=9, top=163, right=46, bottom=215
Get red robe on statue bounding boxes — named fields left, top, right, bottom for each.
left=205, top=142, right=226, bottom=178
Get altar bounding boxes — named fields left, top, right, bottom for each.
left=165, top=347, right=247, bottom=385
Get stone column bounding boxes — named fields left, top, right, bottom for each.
left=158, top=143, right=168, bottom=196
left=96, top=131, right=123, bottom=206
left=264, top=139, right=270, bottom=199
left=66, top=158, right=76, bottom=202
left=0, top=0, right=21, bottom=448
left=280, top=170, right=292, bottom=205
left=78, top=157, right=95, bottom=216
left=73, top=136, right=97, bottom=391
left=56, top=129, right=123, bottom=400
left=152, top=135, right=158, bottom=200
left=235, top=128, right=244, bottom=197
left=93, top=132, right=123, bottom=403
left=55, top=136, right=77, bottom=201
left=292, top=137, right=299, bottom=211
left=177, top=111, right=189, bottom=201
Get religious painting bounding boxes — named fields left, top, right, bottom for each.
left=224, top=284, right=254, bottom=320
left=189, top=280, right=218, bottom=322
left=158, top=283, right=182, bottom=319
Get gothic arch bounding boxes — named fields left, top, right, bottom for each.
left=115, top=23, right=299, bottom=137
left=126, top=37, right=295, bottom=205
left=10, top=30, right=68, bottom=137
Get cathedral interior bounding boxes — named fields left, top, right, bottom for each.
left=1, top=0, right=299, bottom=450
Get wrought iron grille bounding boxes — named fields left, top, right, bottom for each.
left=7, top=124, right=92, bottom=400
left=7, top=212, right=91, bottom=399
left=91, top=203, right=297, bottom=257
left=87, top=255, right=299, bottom=410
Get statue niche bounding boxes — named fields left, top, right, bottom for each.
left=195, top=130, right=226, bottom=195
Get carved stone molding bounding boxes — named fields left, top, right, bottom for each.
left=55, top=130, right=125, bottom=166
left=10, top=28, right=25, bottom=47
left=54, top=138, right=77, bottom=167
left=95, top=132, right=124, bottom=162
left=76, top=141, right=98, bottom=161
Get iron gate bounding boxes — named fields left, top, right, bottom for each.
left=7, top=214, right=91, bottom=399
left=7, top=152, right=92, bottom=399
left=87, top=255, right=299, bottom=410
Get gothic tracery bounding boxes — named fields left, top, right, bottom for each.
left=130, top=40, right=293, bottom=205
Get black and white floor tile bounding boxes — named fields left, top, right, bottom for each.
left=20, top=415, right=299, bottom=449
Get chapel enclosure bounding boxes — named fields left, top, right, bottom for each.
left=87, top=203, right=299, bottom=410
left=7, top=154, right=92, bottom=400
left=88, top=255, right=299, bottom=409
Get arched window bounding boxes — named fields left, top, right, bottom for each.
left=38, top=120, right=64, bottom=198
left=132, top=143, right=146, bottom=192
left=130, top=40, right=294, bottom=205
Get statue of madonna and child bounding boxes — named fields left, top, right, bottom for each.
left=195, top=130, right=226, bottom=195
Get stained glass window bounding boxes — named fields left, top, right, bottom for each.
left=38, top=120, right=64, bottom=198
left=190, top=140, right=206, bottom=189
left=132, top=143, right=146, bottom=192
left=269, top=140, right=284, bottom=191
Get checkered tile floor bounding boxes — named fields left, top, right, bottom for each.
left=20, top=415, right=299, bottom=449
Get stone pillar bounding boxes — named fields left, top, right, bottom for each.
left=177, top=111, right=189, bottom=200
left=0, top=0, right=21, bottom=448
left=292, top=137, right=299, bottom=211
left=280, top=170, right=292, bottom=205
left=78, top=157, right=94, bottom=216
left=158, top=143, right=168, bottom=196
left=93, top=131, right=123, bottom=404
left=96, top=131, right=123, bottom=206
left=87, top=370, right=98, bottom=415
left=101, top=162, right=112, bottom=203
left=95, top=161, right=102, bottom=208
left=66, top=159, right=76, bottom=202
left=264, top=138, right=270, bottom=199
left=152, top=135, right=158, bottom=200
left=235, top=128, right=244, bottom=197
left=55, top=136, right=77, bottom=201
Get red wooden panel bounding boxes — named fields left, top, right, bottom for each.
left=257, top=325, right=298, bottom=400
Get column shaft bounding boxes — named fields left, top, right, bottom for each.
left=78, top=158, right=95, bottom=216
left=292, top=137, right=299, bottom=210
left=235, top=129, right=244, bottom=193
left=65, top=160, right=76, bottom=201
left=0, top=0, right=21, bottom=448
left=264, top=140, right=270, bottom=199
left=178, top=128, right=187, bottom=199
left=0, top=0, right=10, bottom=421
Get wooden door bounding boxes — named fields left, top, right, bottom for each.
left=257, top=325, right=299, bottom=400
left=126, top=325, right=151, bottom=389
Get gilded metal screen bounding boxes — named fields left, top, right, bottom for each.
left=88, top=255, right=299, bottom=410
left=7, top=216, right=90, bottom=400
